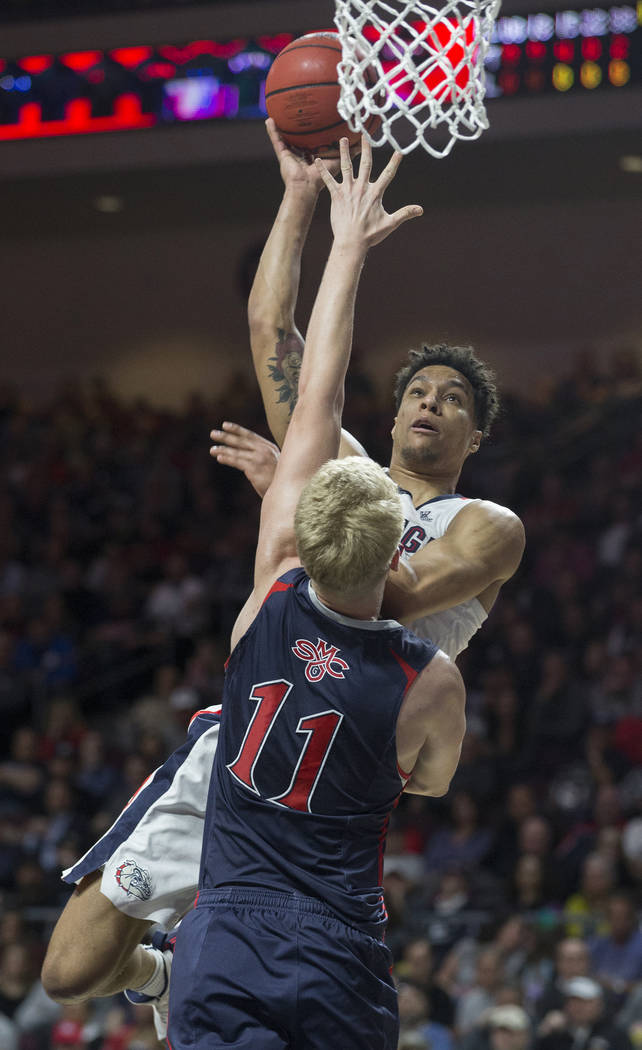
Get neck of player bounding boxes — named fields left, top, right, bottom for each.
left=313, top=579, right=387, bottom=623
left=388, top=461, right=462, bottom=505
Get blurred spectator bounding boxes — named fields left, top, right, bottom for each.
left=563, top=852, right=615, bottom=938
left=533, top=938, right=592, bottom=1019
left=455, top=946, right=506, bottom=1036
left=396, top=938, right=455, bottom=1028
left=534, top=977, right=632, bottom=1050
left=461, top=1005, right=532, bottom=1050
left=145, top=552, right=208, bottom=660
left=0, top=726, right=45, bottom=817
left=424, top=791, right=494, bottom=876
left=590, top=893, right=642, bottom=1002
left=397, top=980, right=454, bottom=1050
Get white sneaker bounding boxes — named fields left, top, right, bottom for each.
left=149, top=948, right=173, bottom=1039
left=125, top=945, right=173, bottom=1040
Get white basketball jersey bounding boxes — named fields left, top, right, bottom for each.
left=396, top=489, right=487, bottom=660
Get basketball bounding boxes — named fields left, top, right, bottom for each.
left=265, top=31, right=380, bottom=158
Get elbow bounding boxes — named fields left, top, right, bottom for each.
left=247, top=305, right=271, bottom=342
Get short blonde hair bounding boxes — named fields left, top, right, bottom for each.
left=294, top=457, right=404, bottom=593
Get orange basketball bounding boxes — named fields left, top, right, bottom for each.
left=265, top=31, right=380, bottom=158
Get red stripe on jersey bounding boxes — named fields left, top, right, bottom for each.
left=397, top=760, right=412, bottom=781
left=262, top=578, right=294, bottom=605
left=188, top=706, right=222, bottom=729
left=390, top=648, right=419, bottom=693
left=126, top=771, right=153, bottom=808
left=377, top=814, right=390, bottom=885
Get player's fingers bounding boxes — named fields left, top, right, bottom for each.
left=375, top=150, right=403, bottom=192
left=220, top=420, right=258, bottom=441
left=339, top=136, right=353, bottom=180
left=211, top=432, right=258, bottom=453
left=356, top=135, right=372, bottom=183
left=210, top=427, right=245, bottom=449
left=210, top=447, right=251, bottom=466
left=314, top=156, right=337, bottom=192
left=265, top=118, right=287, bottom=156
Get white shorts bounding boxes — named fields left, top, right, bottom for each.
left=62, top=707, right=220, bottom=929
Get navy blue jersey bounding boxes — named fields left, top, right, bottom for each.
left=200, top=567, right=437, bottom=932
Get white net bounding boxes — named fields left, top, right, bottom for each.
left=334, top=0, right=501, bottom=157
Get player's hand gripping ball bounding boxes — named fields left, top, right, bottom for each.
left=265, top=31, right=381, bottom=159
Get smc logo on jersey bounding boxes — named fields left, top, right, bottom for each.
left=292, top=638, right=350, bottom=682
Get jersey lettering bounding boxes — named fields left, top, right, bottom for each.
left=226, top=679, right=291, bottom=794
left=399, top=523, right=428, bottom=555
left=292, top=637, right=349, bottom=682
left=270, top=710, right=343, bottom=812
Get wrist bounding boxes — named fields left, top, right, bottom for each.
left=330, top=238, right=368, bottom=265
left=282, top=183, right=321, bottom=210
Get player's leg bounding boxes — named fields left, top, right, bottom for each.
left=168, top=892, right=292, bottom=1050
left=41, top=870, right=154, bottom=1001
left=42, top=710, right=221, bottom=1037
left=296, top=910, right=399, bottom=1050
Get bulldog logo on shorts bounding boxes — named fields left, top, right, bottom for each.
left=114, top=859, right=152, bottom=901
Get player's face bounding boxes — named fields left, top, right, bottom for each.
left=391, top=365, right=482, bottom=473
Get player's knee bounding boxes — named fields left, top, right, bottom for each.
left=41, top=947, right=97, bottom=1003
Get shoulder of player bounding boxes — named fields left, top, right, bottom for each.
left=450, top=499, right=525, bottom=558
left=407, top=649, right=465, bottom=716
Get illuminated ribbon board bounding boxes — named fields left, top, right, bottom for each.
left=0, top=11, right=639, bottom=142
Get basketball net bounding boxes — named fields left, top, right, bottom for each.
left=333, top=0, right=501, bottom=157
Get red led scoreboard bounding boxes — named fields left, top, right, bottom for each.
left=0, top=5, right=639, bottom=141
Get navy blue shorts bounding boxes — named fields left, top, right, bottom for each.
left=167, top=888, right=398, bottom=1050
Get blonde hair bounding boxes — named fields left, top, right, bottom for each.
left=294, top=457, right=404, bottom=593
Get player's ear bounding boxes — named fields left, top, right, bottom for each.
left=467, top=429, right=482, bottom=456
left=391, top=416, right=397, bottom=440
left=389, top=549, right=401, bottom=573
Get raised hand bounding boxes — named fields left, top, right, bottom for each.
left=210, top=422, right=279, bottom=498
left=315, top=135, right=423, bottom=251
left=266, top=118, right=335, bottom=194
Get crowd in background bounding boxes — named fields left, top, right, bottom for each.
left=0, top=345, right=640, bottom=1050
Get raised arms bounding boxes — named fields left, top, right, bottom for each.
left=229, top=139, right=422, bottom=650
left=248, top=120, right=368, bottom=459
left=247, top=119, right=326, bottom=449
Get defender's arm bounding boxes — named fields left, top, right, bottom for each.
left=383, top=500, right=525, bottom=621
left=396, top=650, right=466, bottom=796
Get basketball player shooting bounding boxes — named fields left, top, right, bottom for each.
left=41, top=125, right=523, bottom=1039
left=166, top=135, right=465, bottom=1050
left=221, top=117, right=525, bottom=653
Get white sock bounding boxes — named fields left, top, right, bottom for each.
left=131, top=946, right=167, bottom=997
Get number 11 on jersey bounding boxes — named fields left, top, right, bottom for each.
left=227, top=679, right=343, bottom=813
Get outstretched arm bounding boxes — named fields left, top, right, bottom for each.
left=230, top=138, right=422, bottom=649
left=248, top=119, right=325, bottom=448
left=248, top=120, right=367, bottom=459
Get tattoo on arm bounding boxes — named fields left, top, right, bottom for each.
left=267, top=328, right=303, bottom=418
